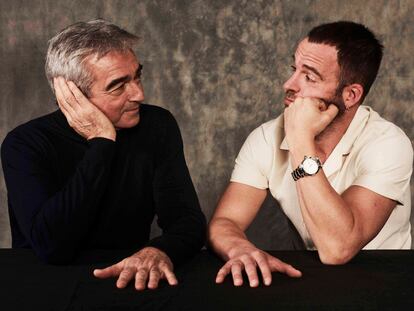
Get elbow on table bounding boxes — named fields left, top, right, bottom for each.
left=317, top=246, right=358, bottom=265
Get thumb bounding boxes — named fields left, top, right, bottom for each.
left=322, top=104, right=339, bottom=124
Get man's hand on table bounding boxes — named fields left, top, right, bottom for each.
left=93, top=247, right=177, bottom=290
left=216, top=244, right=302, bottom=287
left=54, top=77, right=116, bottom=141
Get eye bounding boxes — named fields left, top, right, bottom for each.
left=290, top=65, right=296, bottom=72
left=110, top=84, right=126, bottom=95
left=305, top=74, right=316, bottom=83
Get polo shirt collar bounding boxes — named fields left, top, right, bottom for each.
left=279, top=105, right=371, bottom=177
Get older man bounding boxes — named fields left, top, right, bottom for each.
left=208, top=21, right=413, bottom=287
left=1, top=20, right=206, bottom=290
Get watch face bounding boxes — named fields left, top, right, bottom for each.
left=302, top=158, right=319, bottom=175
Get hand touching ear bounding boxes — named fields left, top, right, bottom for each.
left=54, top=77, right=116, bottom=141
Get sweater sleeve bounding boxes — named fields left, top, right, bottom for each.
left=1, top=131, right=115, bottom=264
left=146, top=112, right=206, bottom=265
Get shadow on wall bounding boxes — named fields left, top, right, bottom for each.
left=246, top=191, right=305, bottom=250
left=150, top=190, right=305, bottom=251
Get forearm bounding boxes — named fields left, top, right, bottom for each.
left=150, top=111, right=208, bottom=264
left=35, top=140, right=114, bottom=261
left=296, top=175, right=360, bottom=261
left=208, top=217, right=256, bottom=260
left=290, top=143, right=359, bottom=263
left=147, top=207, right=206, bottom=265
left=2, top=137, right=115, bottom=263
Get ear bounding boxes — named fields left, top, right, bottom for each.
left=341, top=84, right=364, bottom=109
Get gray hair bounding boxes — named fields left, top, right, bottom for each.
left=45, top=19, right=139, bottom=96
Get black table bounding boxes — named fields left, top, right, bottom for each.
left=1, top=249, right=413, bottom=310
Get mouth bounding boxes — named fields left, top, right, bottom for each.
left=125, top=105, right=140, bottom=113
left=284, top=97, right=295, bottom=106
left=284, top=90, right=296, bottom=106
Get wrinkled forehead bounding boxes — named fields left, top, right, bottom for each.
left=294, top=38, right=340, bottom=80
left=85, top=49, right=139, bottom=75
left=84, top=49, right=140, bottom=88
left=295, top=38, right=338, bottom=67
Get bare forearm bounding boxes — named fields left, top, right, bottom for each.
left=208, top=217, right=255, bottom=260
left=296, top=175, right=360, bottom=259
left=290, top=144, right=359, bottom=262
left=283, top=99, right=395, bottom=264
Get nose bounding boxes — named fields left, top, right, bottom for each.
left=127, top=80, right=145, bottom=102
left=283, top=71, right=300, bottom=94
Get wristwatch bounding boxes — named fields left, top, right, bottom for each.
left=291, top=156, right=322, bottom=181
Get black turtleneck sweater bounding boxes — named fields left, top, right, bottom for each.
left=1, top=104, right=206, bottom=264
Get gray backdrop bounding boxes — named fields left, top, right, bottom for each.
left=0, top=0, right=413, bottom=249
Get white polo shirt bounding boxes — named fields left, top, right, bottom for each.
left=231, top=105, right=413, bottom=249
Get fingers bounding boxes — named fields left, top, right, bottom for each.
left=268, top=257, right=302, bottom=278
left=216, top=263, right=231, bottom=284
left=67, top=81, right=90, bottom=106
left=160, top=264, right=178, bottom=286
left=93, top=248, right=176, bottom=290
left=134, top=267, right=150, bottom=290
left=255, top=254, right=273, bottom=286
left=54, top=78, right=76, bottom=116
left=216, top=260, right=253, bottom=287
left=115, top=266, right=136, bottom=289
left=146, top=268, right=161, bottom=289
left=93, top=261, right=123, bottom=279
left=54, top=77, right=80, bottom=110
left=53, top=77, right=115, bottom=140
left=216, top=253, right=269, bottom=287
left=319, top=103, right=339, bottom=130
left=324, top=103, right=339, bottom=121
left=135, top=265, right=178, bottom=290
left=216, top=251, right=302, bottom=288
left=244, top=259, right=260, bottom=287
left=230, top=261, right=243, bottom=286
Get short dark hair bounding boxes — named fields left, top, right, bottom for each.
left=307, top=21, right=383, bottom=102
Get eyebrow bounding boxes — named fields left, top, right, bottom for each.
left=105, top=64, right=143, bottom=91
left=303, top=64, right=324, bottom=81
left=135, top=64, right=143, bottom=79
left=291, top=55, right=324, bottom=81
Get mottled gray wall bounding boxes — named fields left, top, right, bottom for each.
left=0, top=0, right=413, bottom=249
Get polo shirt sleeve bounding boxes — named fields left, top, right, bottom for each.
left=230, top=126, right=271, bottom=189
left=352, top=128, right=413, bottom=205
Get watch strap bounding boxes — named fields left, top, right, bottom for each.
left=291, top=166, right=306, bottom=181
left=291, top=156, right=322, bottom=181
